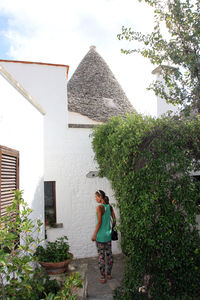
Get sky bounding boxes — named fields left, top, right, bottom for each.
left=0, top=0, right=158, bottom=116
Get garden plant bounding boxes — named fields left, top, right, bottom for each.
left=92, top=114, right=200, bottom=299
left=34, top=236, right=72, bottom=263
left=43, top=272, right=82, bottom=300
left=0, top=190, right=43, bottom=299
left=0, top=190, right=82, bottom=299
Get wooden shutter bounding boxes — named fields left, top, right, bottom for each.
left=0, top=146, right=19, bottom=217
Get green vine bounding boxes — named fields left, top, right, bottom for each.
left=92, top=114, right=200, bottom=299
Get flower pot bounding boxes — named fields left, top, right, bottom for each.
left=39, top=253, right=73, bottom=275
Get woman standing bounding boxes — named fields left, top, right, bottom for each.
left=91, top=190, right=116, bottom=284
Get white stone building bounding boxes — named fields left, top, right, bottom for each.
left=152, top=66, right=179, bottom=117
left=0, top=46, right=135, bottom=258
left=1, top=46, right=199, bottom=258
left=0, top=64, right=45, bottom=240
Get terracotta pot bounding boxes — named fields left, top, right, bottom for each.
left=39, top=253, right=73, bottom=275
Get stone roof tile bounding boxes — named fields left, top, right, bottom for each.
left=67, top=46, right=136, bottom=122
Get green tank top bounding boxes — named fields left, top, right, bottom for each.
left=96, top=204, right=111, bottom=243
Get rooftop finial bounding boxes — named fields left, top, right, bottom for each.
left=90, top=45, right=96, bottom=50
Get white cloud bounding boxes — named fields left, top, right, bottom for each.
left=0, top=0, right=157, bottom=115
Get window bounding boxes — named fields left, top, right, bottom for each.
left=44, top=181, right=56, bottom=226
left=0, top=145, right=19, bottom=217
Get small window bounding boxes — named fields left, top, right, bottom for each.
left=44, top=181, right=56, bottom=226
left=0, top=145, right=19, bottom=217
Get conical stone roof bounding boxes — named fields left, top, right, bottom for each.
left=67, top=46, right=136, bottom=122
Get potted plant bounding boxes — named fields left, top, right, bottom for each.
left=34, top=236, right=73, bottom=275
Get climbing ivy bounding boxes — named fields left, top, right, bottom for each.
left=92, top=114, right=200, bottom=299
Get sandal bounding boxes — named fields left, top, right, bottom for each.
left=98, top=277, right=106, bottom=284
left=106, top=275, right=112, bottom=280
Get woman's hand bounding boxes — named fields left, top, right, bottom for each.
left=91, top=234, right=96, bottom=242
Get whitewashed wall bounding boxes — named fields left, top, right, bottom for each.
left=1, top=61, right=121, bottom=258
left=0, top=66, right=44, bottom=240
left=0, top=62, right=68, bottom=179
left=48, top=116, right=122, bottom=258
left=152, top=68, right=179, bottom=117
left=69, top=111, right=102, bottom=125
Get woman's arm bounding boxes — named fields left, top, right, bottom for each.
left=91, top=206, right=102, bottom=241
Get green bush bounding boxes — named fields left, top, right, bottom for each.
left=34, top=236, right=72, bottom=262
left=0, top=191, right=82, bottom=300
left=3, top=268, right=60, bottom=300
left=0, top=190, right=44, bottom=299
left=28, top=268, right=60, bottom=299
left=45, top=272, right=82, bottom=300
left=92, top=114, right=200, bottom=299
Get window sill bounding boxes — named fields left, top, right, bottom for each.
left=46, top=223, right=63, bottom=229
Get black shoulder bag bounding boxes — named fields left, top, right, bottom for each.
left=110, top=205, right=118, bottom=241
left=111, top=224, right=118, bottom=241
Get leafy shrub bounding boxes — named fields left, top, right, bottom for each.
left=1, top=268, right=60, bottom=300
left=0, top=190, right=81, bottom=300
left=44, top=272, right=82, bottom=300
left=92, top=114, right=200, bottom=299
left=34, top=236, right=72, bottom=262
left=27, top=268, right=60, bottom=299
left=43, top=274, right=60, bottom=296
left=0, top=190, right=43, bottom=300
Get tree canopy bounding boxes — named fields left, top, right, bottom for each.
left=118, top=0, right=200, bottom=115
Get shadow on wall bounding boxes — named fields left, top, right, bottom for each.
left=29, top=177, right=45, bottom=242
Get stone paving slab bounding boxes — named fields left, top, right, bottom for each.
left=86, top=254, right=124, bottom=298
left=73, top=254, right=124, bottom=299
left=48, top=254, right=124, bottom=299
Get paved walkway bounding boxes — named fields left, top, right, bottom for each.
left=73, top=254, right=125, bottom=300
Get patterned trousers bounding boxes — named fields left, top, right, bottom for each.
left=96, top=241, right=113, bottom=278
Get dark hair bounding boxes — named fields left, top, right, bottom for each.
left=104, top=196, right=109, bottom=204
left=95, top=190, right=106, bottom=199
